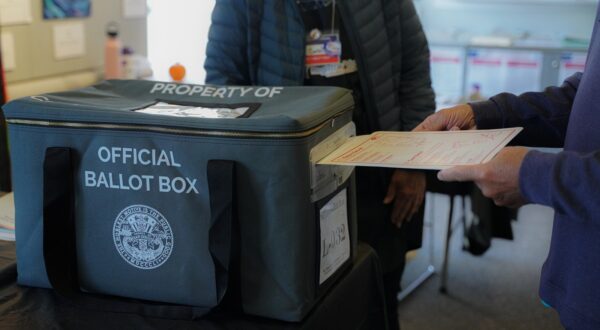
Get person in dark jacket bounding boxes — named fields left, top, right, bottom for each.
left=205, top=1, right=435, bottom=328
left=415, top=4, right=600, bottom=328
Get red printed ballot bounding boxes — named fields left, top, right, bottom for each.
left=317, top=128, right=522, bottom=170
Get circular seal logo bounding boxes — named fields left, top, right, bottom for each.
left=113, top=205, right=174, bottom=270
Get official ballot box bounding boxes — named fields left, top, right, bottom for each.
left=2, top=80, right=358, bottom=322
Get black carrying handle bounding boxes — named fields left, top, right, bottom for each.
left=42, top=147, right=237, bottom=319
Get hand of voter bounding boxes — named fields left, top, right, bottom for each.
left=413, top=104, right=477, bottom=132
left=437, top=147, right=530, bottom=208
left=384, top=169, right=426, bottom=228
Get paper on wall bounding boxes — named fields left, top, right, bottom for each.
left=318, top=128, right=523, bottom=170
left=1, top=32, right=16, bottom=71
left=123, top=0, right=148, bottom=18
left=53, top=22, right=86, bottom=60
left=0, top=0, right=32, bottom=26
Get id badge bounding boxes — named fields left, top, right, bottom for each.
left=305, top=32, right=342, bottom=67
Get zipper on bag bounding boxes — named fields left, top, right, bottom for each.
left=6, top=106, right=352, bottom=140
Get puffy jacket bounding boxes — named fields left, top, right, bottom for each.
left=204, top=0, right=435, bottom=132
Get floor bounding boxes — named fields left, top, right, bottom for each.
left=396, top=193, right=563, bottom=330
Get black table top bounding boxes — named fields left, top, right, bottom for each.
left=0, top=240, right=387, bottom=330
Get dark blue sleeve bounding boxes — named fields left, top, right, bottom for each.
left=204, top=0, right=251, bottom=85
left=468, top=72, right=600, bottom=217
left=520, top=149, right=600, bottom=219
left=470, top=73, right=582, bottom=147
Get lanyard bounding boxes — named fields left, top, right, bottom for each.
left=330, top=0, right=336, bottom=34
left=297, top=0, right=337, bottom=33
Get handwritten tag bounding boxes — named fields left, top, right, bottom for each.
left=319, top=188, right=350, bottom=284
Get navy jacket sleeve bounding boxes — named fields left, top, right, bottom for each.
left=469, top=72, right=600, bottom=219
left=520, top=149, right=600, bottom=219
left=204, top=0, right=251, bottom=85
left=396, top=0, right=435, bottom=131
left=470, top=73, right=582, bottom=147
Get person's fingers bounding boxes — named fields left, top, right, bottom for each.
left=412, top=118, right=431, bottom=132
left=408, top=196, right=420, bottom=221
left=383, top=182, right=396, bottom=205
left=391, top=196, right=411, bottom=227
left=407, top=196, right=421, bottom=222
left=391, top=197, right=407, bottom=222
left=437, top=165, right=480, bottom=182
left=406, top=188, right=423, bottom=221
left=396, top=195, right=418, bottom=228
left=493, top=194, right=504, bottom=206
left=413, top=114, right=446, bottom=132
left=495, top=191, right=525, bottom=208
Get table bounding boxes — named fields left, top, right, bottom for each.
left=0, top=240, right=387, bottom=330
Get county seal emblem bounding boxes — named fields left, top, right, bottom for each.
left=113, top=205, right=174, bottom=269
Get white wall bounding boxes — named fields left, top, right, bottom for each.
left=415, top=0, right=597, bottom=43
left=147, top=0, right=215, bottom=83
left=146, top=0, right=597, bottom=83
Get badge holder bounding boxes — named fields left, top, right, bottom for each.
left=305, top=0, right=341, bottom=69
left=304, top=0, right=358, bottom=78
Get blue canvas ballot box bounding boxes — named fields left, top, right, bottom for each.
left=3, top=80, right=358, bottom=321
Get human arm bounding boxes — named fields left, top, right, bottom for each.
left=204, top=0, right=252, bottom=85
left=419, top=73, right=588, bottom=215
left=437, top=147, right=529, bottom=208
left=414, top=73, right=582, bottom=146
left=438, top=146, right=600, bottom=219
left=518, top=149, right=600, bottom=219
left=471, top=73, right=581, bottom=147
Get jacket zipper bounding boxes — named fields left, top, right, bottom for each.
left=6, top=107, right=351, bottom=140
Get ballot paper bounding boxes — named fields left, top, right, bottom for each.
left=318, top=128, right=522, bottom=170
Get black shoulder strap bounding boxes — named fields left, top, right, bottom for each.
left=43, top=147, right=237, bottom=319
left=207, top=159, right=239, bottom=305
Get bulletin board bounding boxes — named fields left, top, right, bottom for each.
left=0, top=0, right=147, bottom=84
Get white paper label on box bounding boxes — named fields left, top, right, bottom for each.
left=136, top=102, right=251, bottom=119
left=319, top=188, right=350, bottom=284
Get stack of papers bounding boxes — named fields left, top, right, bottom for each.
left=0, top=193, right=15, bottom=241
left=318, top=128, right=522, bottom=170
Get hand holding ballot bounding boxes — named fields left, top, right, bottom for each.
left=437, top=146, right=529, bottom=208
left=317, top=126, right=522, bottom=170
left=317, top=104, right=527, bottom=207
left=413, top=104, right=477, bottom=132
left=416, top=104, right=529, bottom=208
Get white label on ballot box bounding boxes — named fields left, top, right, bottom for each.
left=319, top=188, right=350, bottom=284
left=136, top=102, right=251, bottom=119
